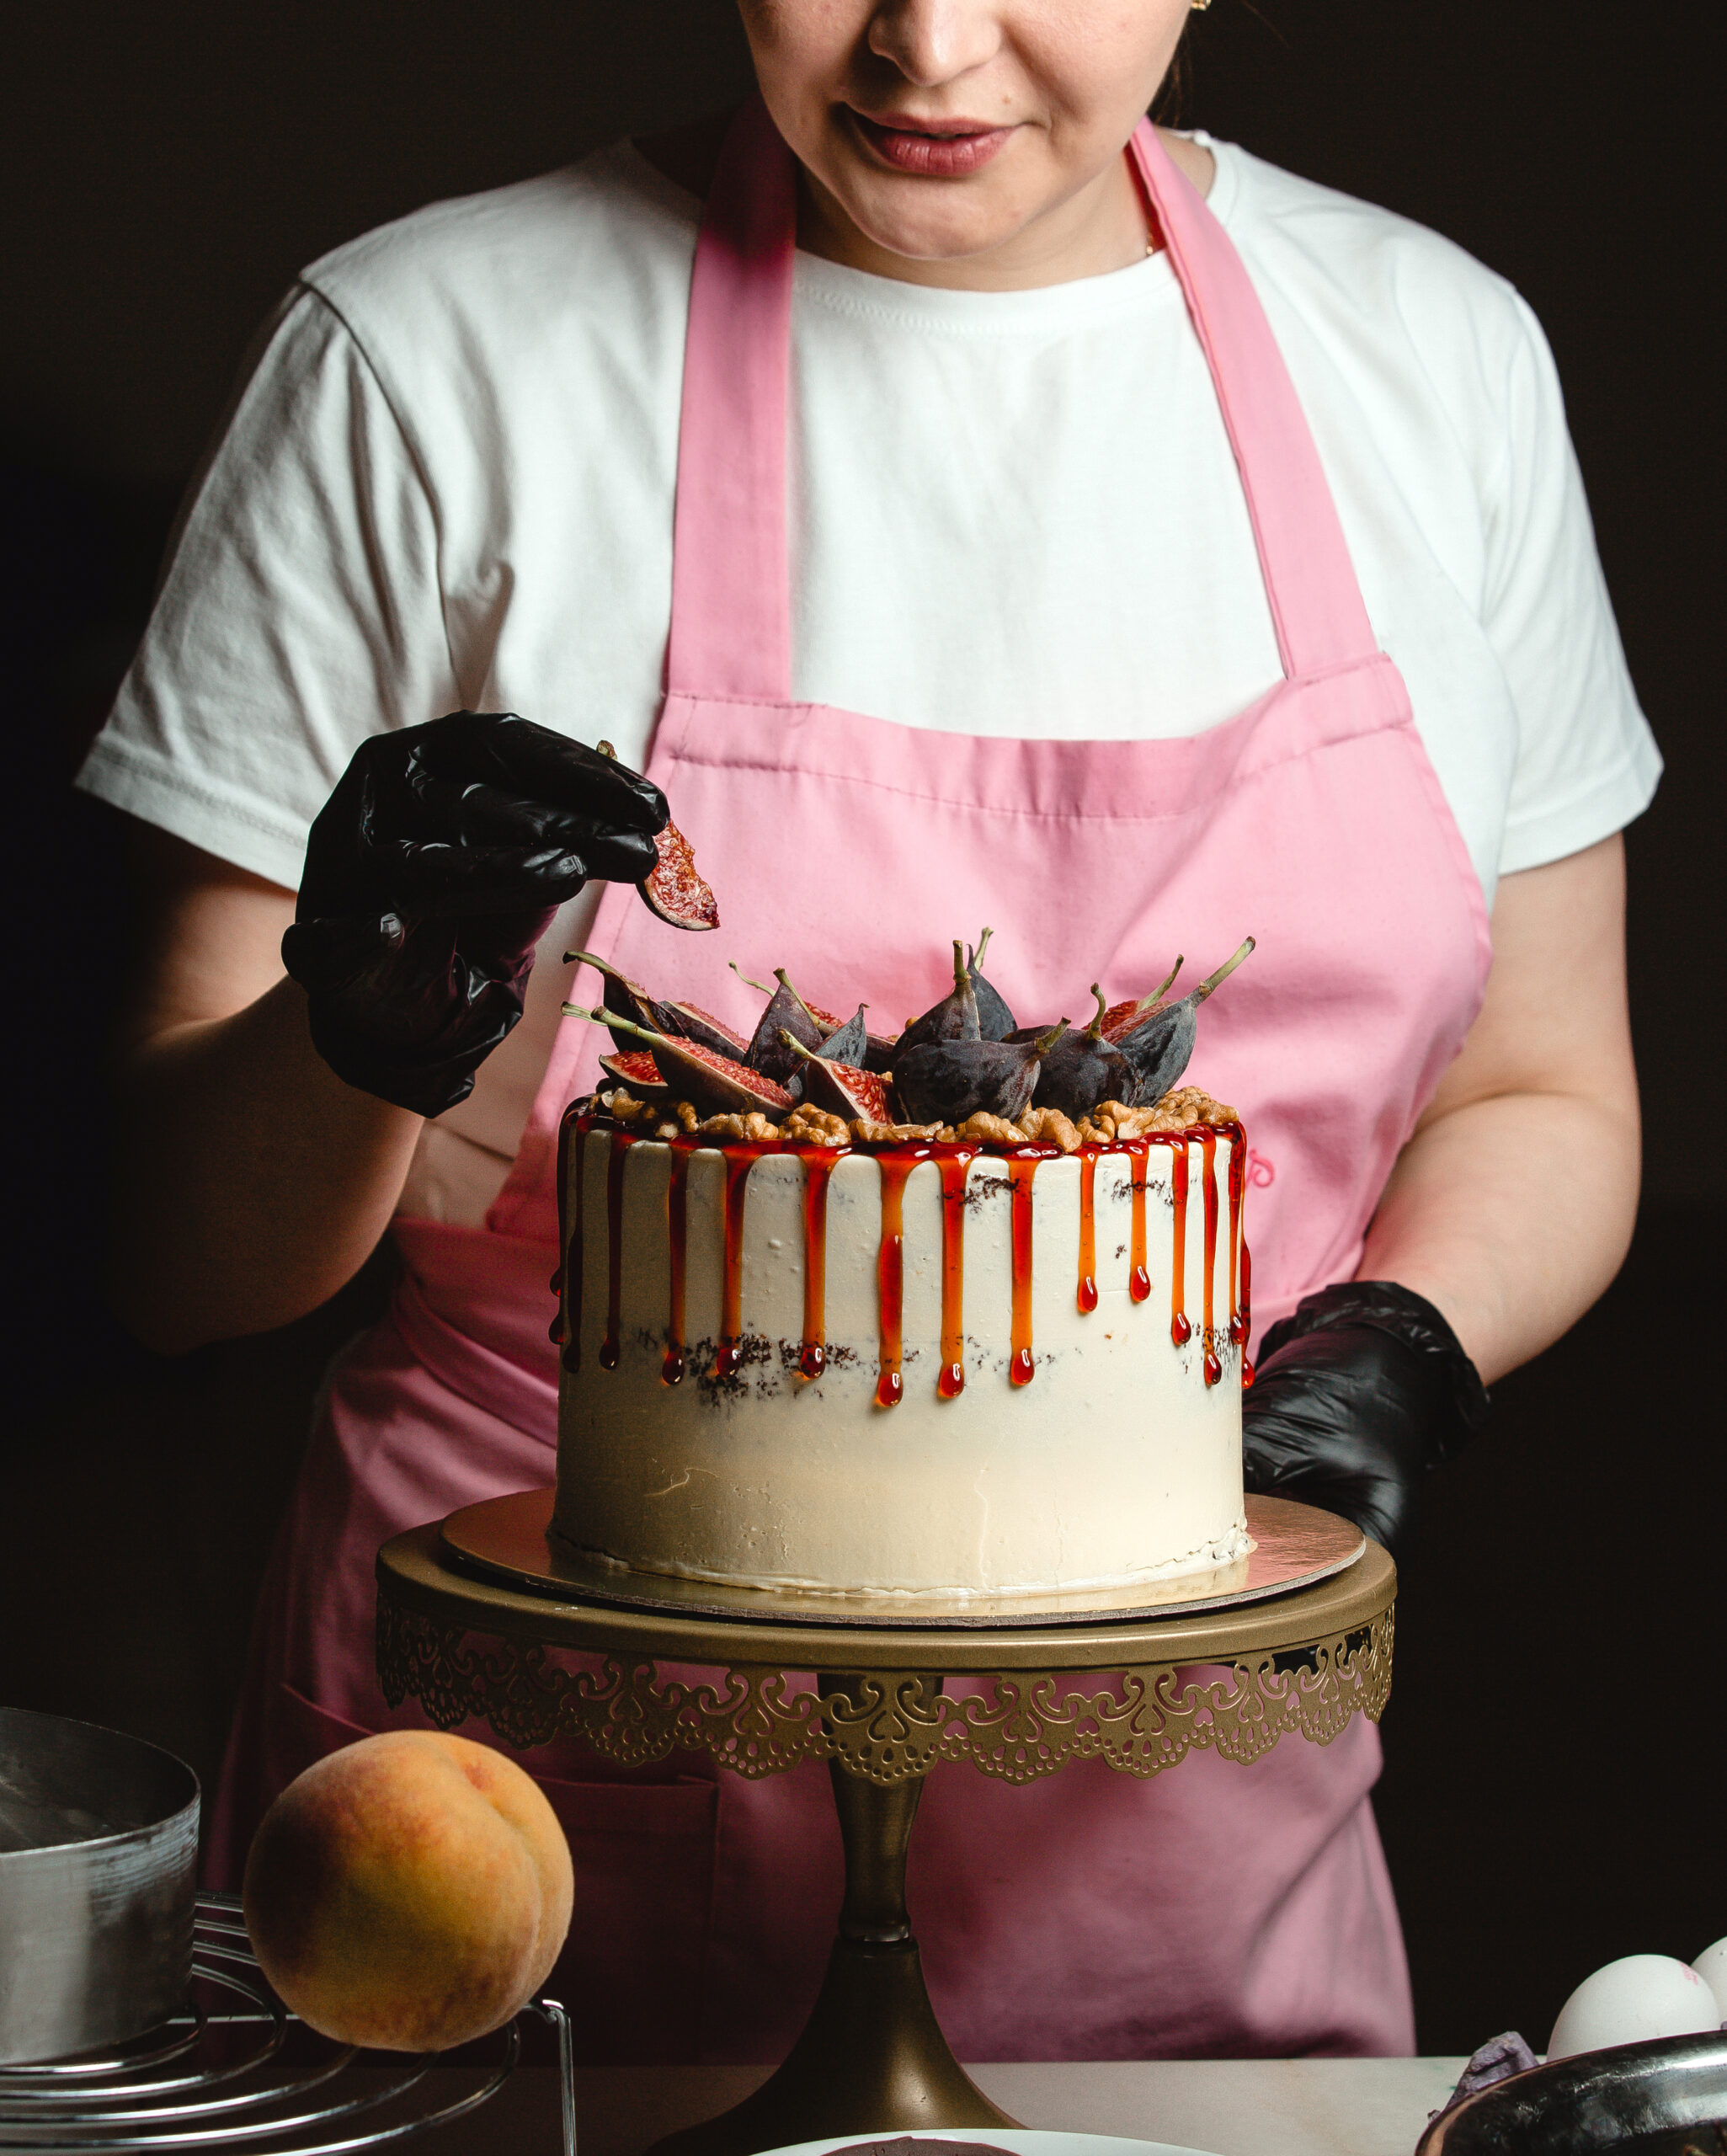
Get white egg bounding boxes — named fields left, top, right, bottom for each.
left=1691, top=1939, right=1727, bottom=2017
left=1548, top=1955, right=1723, bottom=2060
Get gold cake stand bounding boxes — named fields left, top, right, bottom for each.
left=376, top=1492, right=1394, bottom=2156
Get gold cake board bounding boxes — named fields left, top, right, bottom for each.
left=440, top=1488, right=1364, bottom=1629
left=376, top=1496, right=1394, bottom=2156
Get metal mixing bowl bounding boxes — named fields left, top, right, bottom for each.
left=0, top=1705, right=199, bottom=2064
left=1418, top=2031, right=1727, bottom=2153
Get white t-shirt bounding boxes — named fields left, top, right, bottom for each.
left=81, top=133, right=1660, bottom=1227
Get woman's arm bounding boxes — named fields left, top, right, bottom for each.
left=109, top=823, right=424, bottom=1354
left=1357, top=831, right=1640, bottom=1385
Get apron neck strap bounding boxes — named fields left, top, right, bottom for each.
left=666, top=93, right=797, bottom=702
left=666, top=98, right=1378, bottom=702
left=1127, top=120, right=1378, bottom=677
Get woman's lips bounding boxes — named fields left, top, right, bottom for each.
left=846, top=110, right=1015, bottom=178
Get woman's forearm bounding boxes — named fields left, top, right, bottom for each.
left=1357, top=1084, right=1639, bottom=1386
left=109, top=975, right=422, bottom=1353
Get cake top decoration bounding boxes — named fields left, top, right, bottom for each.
left=562, top=929, right=1251, bottom=1153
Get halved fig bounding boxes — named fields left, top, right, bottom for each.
left=742, top=968, right=828, bottom=1086
left=1100, top=958, right=1184, bottom=1043
left=564, top=1006, right=792, bottom=1117
left=781, top=1034, right=894, bottom=1123
left=567, top=948, right=677, bottom=1053
left=1117, top=939, right=1254, bottom=1107
left=640, top=819, right=719, bottom=931
left=599, top=1049, right=672, bottom=1102
left=659, top=1001, right=751, bottom=1059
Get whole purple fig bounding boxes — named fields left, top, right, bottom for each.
left=895, top=1021, right=1067, bottom=1128
left=966, top=927, right=1018, bottom=1042
left=1034, top=986, right=1134, bottom=1119
left=893, top=942, right=981, bottom=1065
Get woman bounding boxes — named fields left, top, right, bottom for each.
left=85, top=0, right=1654, bottom=2064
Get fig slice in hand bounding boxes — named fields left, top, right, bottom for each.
left=895, top=1021, right=1067, bottom=1129
left=1033, top=985, right=1135, bottom=1120
left=594, top=740, right=718, bottom=931
left=966, top=927, right=1018, bottom=1041
left=780, top=1033, right=894, bottom=1123
left=1117, top=938, right=1254, bottom=1108
left=564, top=1005, right=792, bottom=1116
left=1100, top=958, right=1184, bottom=1043
left=893, top=942, right=982, bottom=1066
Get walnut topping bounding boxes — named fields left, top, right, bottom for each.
left=781, top=1105, right=852, bottom=1147
left=850, top=1119, right=952, bottom=1146
left=601, top=1087, right=654, bottom=1123
left=955, top=1113, right=1026, bottom=1148
left=696, top=1110, right=784, bottom=1143
left=1077, top=1090, right=1238, bottom=1143
left=1018, top=1107, right=1083, bottom=1153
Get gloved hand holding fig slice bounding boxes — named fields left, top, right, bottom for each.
left=281, top=712, right=715, bottom=1118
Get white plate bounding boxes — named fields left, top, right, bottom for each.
left=759, top=2131, right=1222, bottom=2156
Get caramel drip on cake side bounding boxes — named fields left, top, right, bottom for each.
left=715, top=1143, right=773, bottom=1381
left=1076, top=1147, right=1100, bottom=1313
left=552, top=1103, right=587, bottom=1371
left=1200, top=1128, right=1222, bottom=1388
left=1006, top=1148, right=1053, bottom=1388
left=1165, top=1134, right=1191, bottom=1346
left=935, top=1149, right=978, bottom=1398
left=599, top=1131, right=638, bottom=1370
left=792, top=1145, right=837, bottom=1380
left=1125, top=1138, right=1153, bottom=1305
left=662, top=1136, right=699, bottom=1387
left=874, top=1153, right=915, bottom=1408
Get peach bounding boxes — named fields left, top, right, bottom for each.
left=243, top=1731, right=573, bottom=2052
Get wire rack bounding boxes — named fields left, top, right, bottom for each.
left=0, top=1896, right=574, bottom=2156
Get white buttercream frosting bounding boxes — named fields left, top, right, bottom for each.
left=554, top=1129, right=1249, bottom=1596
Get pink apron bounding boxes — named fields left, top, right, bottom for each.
left=212, top=98, right=1489, bottom=2065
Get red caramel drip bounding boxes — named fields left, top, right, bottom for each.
left=1234, top=1239, right=1253, bottom=1350
left=935, top=1149, right=979, bottom=1398
left=875, top=1153, right=915, bottom=1407
left=662, top=1136, right=698, bottom=1387
left=1226, top=1129, right=1249, bottom=1347
left=792, top=1145, right=840, bottom=1380
left=1076, top=1147, right=1100, bottom=1313
left=1125, top=1139, right=1153, bottom=1304
left=553, top=1104, right=590, bottom=1370
left=714, top=1144, right=773, bottom=1382
left=600, top=1129, right=637, bottom=1370
left=1166, top=1134, right=1191, bottom=1347
left=1200, top=1129, right=1222, bottom=1387
left=1005, top=1147, right=1057, bottom=1386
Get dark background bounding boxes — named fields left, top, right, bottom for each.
left=3, top=0, right=1721, bottom=2059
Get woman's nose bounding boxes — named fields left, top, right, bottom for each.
left=866, top=0, right=1003, bottom=87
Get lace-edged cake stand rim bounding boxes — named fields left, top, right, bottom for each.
left=374, top=1497, right=1393, bottom=2156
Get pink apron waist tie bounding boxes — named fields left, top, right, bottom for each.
left=388, top=1215, right=560, bottom=1444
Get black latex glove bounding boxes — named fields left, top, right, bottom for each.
left=281, top=712, right=666, bottom=1117
left=1241, top=1282, right=1490, bottom=1559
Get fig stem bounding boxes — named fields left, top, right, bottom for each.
left=779, top=1029, right=820, bottom=1064
left=1126, top=957, right=1184, bottom=1026
left=1085, top=984, right=1106, bottom=1040
left=1033, top=1019, right=1070, bottom=1054
left=564, top=947, right=625, bottom=976
left=1194, top=936, right=1256, bottom=1003
left=563, top=1002, right=666, bottom=1047
left=951, top=939, right=967, bottom=991
left=973, top=926, right=995, bottom=969
left=729, top=961, right=776, bottom=998
left=774, top=966, right=824, bottom=1032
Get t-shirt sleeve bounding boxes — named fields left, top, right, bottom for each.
left=75, top=286, right=461, bottom=889
left=1484, top=291, right=1660, bottom=874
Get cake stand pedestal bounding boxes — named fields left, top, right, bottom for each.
left=376, top=1493, right=1394, bottom=2156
